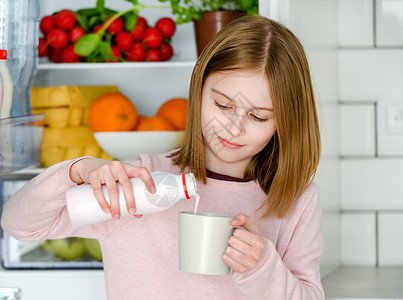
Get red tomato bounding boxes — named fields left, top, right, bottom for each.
left=155, top=17, right=176, bottom=38
left=55, top=10, right=76, bottom=31
left=69, top=27, right=86, bottom=43
left=61, top=44, right=81, bottom=63
left=146, top=49, right=162, bottom=62
left=105, top=45, right=122, bottom=62
left=49, top=47, right=63, bottom=63
left=92, top=25, right=103, bottom=33
left=136, top=16, right=148, bottom=27
left=39, top=15, right=55, bottom=34
left=143, top=28, right=163, bottom=49
left=131, top=23, right=147, bottom=42
left=46, top=28, right=69, bottom=48
left=115, top=31, right=134, bottom=51
left=125, top=43, right=146, bottom=62
left=38, top=37, right=49, bottom=57
left=106, top=17, right=124, bottom=35
left=160, top=43, right=173, bottom=61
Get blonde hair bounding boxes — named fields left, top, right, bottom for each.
left=171, top=15, right=321, bottom=218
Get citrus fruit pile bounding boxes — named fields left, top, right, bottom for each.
left=38, top=7, right=176, bottom=63
left=88, top=92, right=188, bottom=132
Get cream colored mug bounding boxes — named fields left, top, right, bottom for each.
left=179, top=212, right=236, bottom=275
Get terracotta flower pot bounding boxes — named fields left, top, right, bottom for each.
left=193, top=10, right=245, bottom=57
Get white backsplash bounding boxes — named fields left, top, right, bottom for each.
left=378, top=213, right=403, bottom=265
left=286, top=0, right=340, bottom=277
left=376, top=0, right=403, bottom=46
left=341, top=213, right=376, bottom=265
left=339, top=0, right=403, bottom=266
left=338, top=0, right=374, bottom=47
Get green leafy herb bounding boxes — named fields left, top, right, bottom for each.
left=95, top=0, right=105, bottom=13
left=122, top=11, right=137, bottom=31
left=74, top=34, right=101, bottom=57
left=75, top=12, right=90, bottom=32
left=157, top=0, right=258, bottom=24
left=99, top=41, right=117, bottom=61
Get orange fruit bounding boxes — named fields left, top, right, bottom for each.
left=88, top=93, right=138, bottom=132
left=156, top=98, right=188, bottom=130
left=134, top=115, right=148, bottom=130
left=136, top=115, right=176, bottom=131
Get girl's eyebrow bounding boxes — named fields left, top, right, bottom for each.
left=211, top=88, right=273, bottom=111
left=211, top=88, right=233, bottom=102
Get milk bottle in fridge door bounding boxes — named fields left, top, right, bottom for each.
left=0, top=50, right=13, bottom=118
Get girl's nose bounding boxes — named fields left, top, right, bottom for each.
left=226, top=111, right=246, bottom=137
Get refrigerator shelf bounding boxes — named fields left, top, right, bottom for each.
left=38, top=59, right=196, bottom=70
left=1, top=233, right=103, bottom=270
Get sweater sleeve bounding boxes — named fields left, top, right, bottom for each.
left=1, top=158, right=127, bottom=241
left=231, top=185, right=325, bottom=300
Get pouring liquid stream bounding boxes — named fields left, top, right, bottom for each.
left=193, top=193, right=200, bottom=214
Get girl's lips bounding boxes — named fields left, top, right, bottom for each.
left=218, top=136, right=244, bottom=150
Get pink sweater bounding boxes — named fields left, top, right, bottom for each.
left=1, top=152, right=325, bottom=300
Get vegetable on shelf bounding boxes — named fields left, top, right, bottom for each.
left=38, top=0, right=176, bottom=63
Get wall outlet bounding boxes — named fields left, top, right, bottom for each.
left=377, top=98, right=403, bottom=155
left=386, top=103, right=403, bottom=134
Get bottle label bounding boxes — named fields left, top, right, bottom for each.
left=182, top=173, right=190, bottom=199
left=144, top=173, right=180, bottom=207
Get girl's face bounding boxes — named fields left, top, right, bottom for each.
left=201, top=70, right=277, bottom=177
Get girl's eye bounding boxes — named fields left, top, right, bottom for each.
left=214, top=101, right=232, bottom=111
left=250, top=113, right=268, bottom=123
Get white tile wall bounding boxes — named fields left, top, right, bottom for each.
left=338, top=0, right=374, bottom=47
left=340, top=103, right=376, bottom=156
left=376, top=0, right=403, bottom=46
left=378, top=213, right=403, bottom=265
left=339, top=0, right=403, bottom=267
left=341, top=159, right=403, bottom=210
left=339, top=49, right=403, bottom=101
left=341, top=213, right=376, bottom=265
left=377, top=98, right=403, bottom=155
left=285, top=0, right=341, bottom=276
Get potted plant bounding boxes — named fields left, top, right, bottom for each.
left=159, top=0, right=259, bottom=56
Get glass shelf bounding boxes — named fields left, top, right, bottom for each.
left=37, top=59, right=197, bottom=71
left=0, top=114, right=45, bottom=176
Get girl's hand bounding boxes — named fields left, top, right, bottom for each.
left=69, top=157, right=156, bottom=220
left=223, top=213, right=265, bottom=274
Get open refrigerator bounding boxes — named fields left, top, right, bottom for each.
left=0, top=0, right=341, bottom=299
left=0, top=174, right=103, bottom=270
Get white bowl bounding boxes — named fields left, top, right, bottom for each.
left=94, top=131, right=184, bottom=162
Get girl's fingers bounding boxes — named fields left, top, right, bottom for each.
left=225, top=213, right=265, bottom=273
left=114, top=171, right=136, bottom=215
left=92, top=182, right=110, bottom=214
left=127, top=166, right=156, bottom=194
left=232, top=228, right=264, bottom=252
left=103, top=172, right=121, bottom=220
left=230, top=213, right=261, bottom=235
left=222, top=247, right=253, bottom=274
left=87, top=162, right=155, bottom=220
left=228, top=235, right=261, bottom=261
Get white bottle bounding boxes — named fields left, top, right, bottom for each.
left=0, top=49, right=14, bottom=118
left=66, top=171, right=198, bottom=227
left=0, top=0, right=40, bottom=117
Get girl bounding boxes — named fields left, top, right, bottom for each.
left=1, top=15, right=324, bottom=299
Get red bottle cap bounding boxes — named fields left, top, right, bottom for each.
left=0, top=49, right=8, bottom=60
